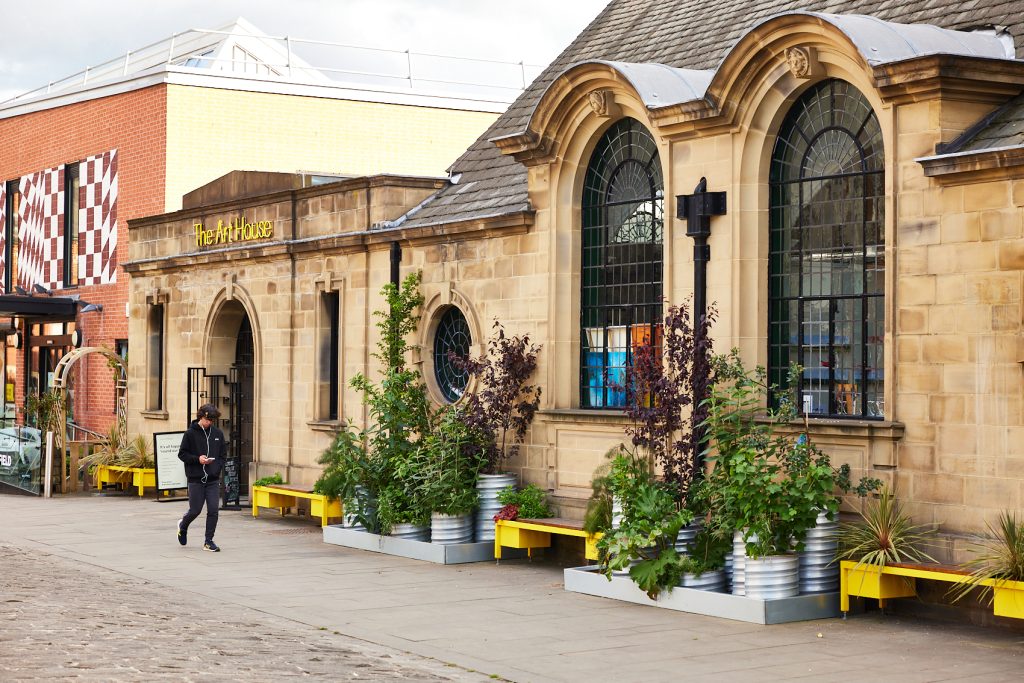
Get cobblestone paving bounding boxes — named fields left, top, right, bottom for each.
left=0, top=544, right=490, bottom=682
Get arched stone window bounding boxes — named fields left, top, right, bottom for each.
left=580, top=118, right=663, bottom=408
left=769, top=79, right=884, bottom=418
left=433, top=305, right=472, bottom=403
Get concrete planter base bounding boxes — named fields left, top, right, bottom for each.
left=564, top=565, right=839, bottom=624
left=323, top=524, right=504, bottom=564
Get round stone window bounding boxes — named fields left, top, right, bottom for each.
left=433, top=306, right=472, bottom=402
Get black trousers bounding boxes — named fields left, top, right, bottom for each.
left=181, top=481, right=220, bottom=542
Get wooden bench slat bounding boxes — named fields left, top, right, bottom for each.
left=518, top=517, right=585, bottom=531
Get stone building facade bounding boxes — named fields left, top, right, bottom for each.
left=129, top=3, right=1024, bottom=556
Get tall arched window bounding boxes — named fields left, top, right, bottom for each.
left=769, top=80, right=884, bottom=419
left=581, top=118, right=663, bottom=408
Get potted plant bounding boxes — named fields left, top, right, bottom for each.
left=314, top=423, right=378, bottom=531
left=700, top=353, right=877, bottom=599
left=597, top=446, right=693, bottom=599
left=450, top=321, right=542, bottom=541
left=494, top=483, right=552, bottom=521
left=415, top=404, right=486, bottom=544
left=678, top=526, right=730, bottom=592
left=949, top=511, right=1024, bottom=617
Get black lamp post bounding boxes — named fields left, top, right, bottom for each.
left=676, top=177, right=726, bottom=475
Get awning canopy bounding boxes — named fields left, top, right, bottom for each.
left=0, top=295, right=80, bottom=318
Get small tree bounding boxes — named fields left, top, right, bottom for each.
left=315, top=272, right=434, bottom=533
left=620, top=302, right=716, bottom=499
left=450, top=321, right=542, bottom=474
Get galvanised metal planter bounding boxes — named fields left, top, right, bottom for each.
left=475, top=473, right=517, bottom=541
left=745, top=554, right=799, bottom=599
left=675, top=519, right=703, bottom=555
left=389, top=522, right=430, bottom=542
left=732, top=530, right=748, bottom=596
left=431, top=512, right=474, bottom=545
left=724, top=552, right=734, bottom=591
left=341, top=485, right=374, bottom=531
left=799, top=510, right=839, bottom=594
left=680, top=569, right=727, bottom=592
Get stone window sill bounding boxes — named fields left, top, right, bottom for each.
left=538, top=408, right=633, bottom=426
left=140, top=409, right=169, bottom=420
left=308, top=419, right=344, bottom=433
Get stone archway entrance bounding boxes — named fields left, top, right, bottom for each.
left=189, top=299, right=257, bottom=507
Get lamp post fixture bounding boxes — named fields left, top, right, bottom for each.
left=676, top=177, right=726, bottom=476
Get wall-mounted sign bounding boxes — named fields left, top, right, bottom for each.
left=194, top=215, right=274, bottom=248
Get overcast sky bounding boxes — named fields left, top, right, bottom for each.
left=0, top=0, right=609, bottom=101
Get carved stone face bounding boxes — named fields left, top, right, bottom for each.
left=588, top=90, right=609, bottom=117
left=786, top=47, right=811, bottom=78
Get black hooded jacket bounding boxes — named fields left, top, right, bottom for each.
left=178, top=420, right=226, bottom=483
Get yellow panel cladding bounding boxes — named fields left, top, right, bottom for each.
left=164, top=85, right=499, bottom=212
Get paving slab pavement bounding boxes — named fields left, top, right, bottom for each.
left=1, top=493, right=1022, bottom=682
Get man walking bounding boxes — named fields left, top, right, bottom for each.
left=177, top=403, right=226, bottom=552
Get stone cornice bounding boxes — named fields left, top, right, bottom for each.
left=918, top=145, right=1024, bottom=181
left=873, top=55, right=1024, bottom=105
left=124, top=210, right=534, bottom=274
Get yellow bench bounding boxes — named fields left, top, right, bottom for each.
left=494, top=518, right=602, bottom=561
left=94, top=465, right=156, bottom=497
left=251, top=484, right=342, bottom=527
left=840, top=560, right=1024, bottom=620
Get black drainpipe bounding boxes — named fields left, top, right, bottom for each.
left=390, top=241, right=401, bottom=288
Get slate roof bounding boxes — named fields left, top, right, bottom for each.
left=403, top=0, right=1024, bottom=229
left=955, top=94, right=1024, bottom=151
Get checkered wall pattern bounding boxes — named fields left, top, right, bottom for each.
left=78, top=150, right=118, bottom=286
left=17, top=165, right=63, bottom=292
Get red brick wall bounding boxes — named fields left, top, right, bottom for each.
left=0, top=86, right=167, bottom=434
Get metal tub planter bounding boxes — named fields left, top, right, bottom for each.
left=475, top=473, right=517, bottom=541
left=680, top=569, right=727, bottom=592
left=323, top=521, right=498, bottom=564
left=389, top=522, right=430, bottom=542
left=431, top=513, right=474, bottom=545
left=799, top=511, right=839, bottom=593
left=564, top=565, right=839, bottom=624
left=745, top=554, right=800, bottom=599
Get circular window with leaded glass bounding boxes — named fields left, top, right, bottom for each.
left=433, top=306, right=472, bottom=402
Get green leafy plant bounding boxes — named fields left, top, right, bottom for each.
left=597, top=447, right=693, bottom=598
left=449, top=320, right=542, bottom=474
left=22, top=389, right=68, bottom=434
left=582, top=455, right=613, bottom=535
left=678, top=526, right=730, bottom=577
left=415, top=405, right=486, bottom=516
left=253, top=473, right=285, bottom=487
left=948, top=511, right=1024, bottom=605
left=835, top=487, right=937, bottom=568
left=700, top=351, right=879, bottom=558
left=496, top=484, right=551, bottom=520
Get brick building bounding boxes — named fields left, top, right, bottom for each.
left=0, top=18, right=503, bottom=460
left=129, top=0, right=1024, bottom=560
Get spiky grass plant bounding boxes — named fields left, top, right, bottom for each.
left=949, top=511, right=1024, bottom=605
left=835, top=487, right=937, bottom=568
